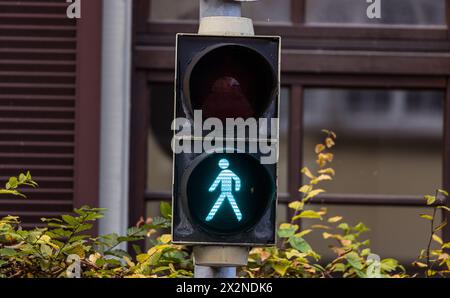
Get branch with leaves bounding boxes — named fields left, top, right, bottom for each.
left=413, top=189, right=450, bottom=277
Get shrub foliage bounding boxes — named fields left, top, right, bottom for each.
left=0, top=131, right=449, bottom=278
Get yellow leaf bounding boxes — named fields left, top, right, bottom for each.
left=279, top=223, right=299, bottom=232
left=425, top=195, right=436, bottom=205
left=322, top=232, right=333, bottom=239
left=310, top=224, right=330, bottom=230
left=420, top=214, right=433, bottom=220
left=432, top=234, right=443, bottom=245
left=301, top=167, right=316, bottom=179
left=295, top=229, right=312, bottom=238
left=298, top=185, right=312, bottom=194
left=272, top=261, right=291, bottom=277
left=123, top=256, right=135, bottom=267
left=137, top=253, right=150, bottom=263
left=288, top=201, right=304, bottom=211
left=326, top=137, right=335, bottom=148
left=315, top=144, right=326, bottom=154
left=438, top=189, right=449, bottom=197
left=318, top=168, right=335, bottom=176
left=328, top=216, right=343, bottom=223
left=286, top=249, right=304, bottom=260
left=311, top=174, right=332, bottom=185
left=316, top=153, right=334, bottom=167
left=317, top=207, right=327, bottom=216
left=160, top=234, right=172, bottom=244
left=147, top=246, right=158, bottom=256
left=438, top=205, right=450, bottom=212
left=413, top=261, right=428, bottom=268
left=304, top=189, right=325, bottom=201
left=293, top=210, right=322, bottom=220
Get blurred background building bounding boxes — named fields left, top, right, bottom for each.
left=1, top=0, right=449, bottom=264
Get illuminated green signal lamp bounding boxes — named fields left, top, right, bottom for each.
left=179, top=152, right=276, bottom=244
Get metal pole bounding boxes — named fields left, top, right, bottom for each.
left=200, top=0, right=242, bottom=18
left=194, top=0, right=253, bottom=279
left=98, top=0, right=131, bottom=244
left=194, top=265, right=237, bottom=278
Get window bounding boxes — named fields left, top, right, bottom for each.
left=305, top=0, right=446, bottom=26
left=147, top=84, right=173, bottom=193
left=304, top=205, right=442, bottom=261
left=150, top=0, right=198, bottom=21
left=302, top=88, right=445, bottom=261
left=242, top=0, right=291, bottom=24
left=303, top=89, right=444, bottom=196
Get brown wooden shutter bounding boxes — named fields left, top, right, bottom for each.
left=0, top=0, right=102, bottom=228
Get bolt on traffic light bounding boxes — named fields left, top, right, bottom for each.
left=172, top=34, right=281, bottom=246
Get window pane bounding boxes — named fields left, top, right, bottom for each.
left=147, top=85, right=174, bottom=192
left=305, top=0, right=446, bottom=26
left=150, top=0, right=291, bottom=23
left=303, top=205, right=442, bottom=262
left=150, top=0, right=198, bottom=21
left=242, top=0, right=291, bottom=24
left=303, top=89, right=444, bottom=196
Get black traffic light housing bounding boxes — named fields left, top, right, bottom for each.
left=172, top=34, right=281, bottom=246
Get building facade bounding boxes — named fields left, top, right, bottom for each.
left=1, top=0, right=450, bottom=263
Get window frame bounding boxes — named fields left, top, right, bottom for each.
left=142, top=0, right=450, bottom=41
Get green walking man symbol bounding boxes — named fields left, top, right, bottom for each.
left=205, top=159, right=243, bottom=222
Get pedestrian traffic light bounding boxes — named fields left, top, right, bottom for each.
left=172, top=34, right=280, bottom=246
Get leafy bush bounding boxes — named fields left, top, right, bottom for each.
left=0, top=131, right=449, bottom=278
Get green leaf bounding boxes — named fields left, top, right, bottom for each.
left=332, top=263, right=346, bottom=272
left=68, top=235, right=90, bottom=243
left=381, top=258, right=398, bottom=273
left=40, top=244, right=53, bottom=257
left=288, top=236, right=312, bottom=253
left=345, top=252, right=362, bottom=270
left=85, top=212, right=104, bottom=221
left=272, top=259, right=291, bottom=276
left=160, top=202, right=172, bottom=219
left=354, top=222, right=369, bottom=233
left=6, top=177, right=18, bottom=190
left=148, top=250, right=163, bottom=266
left=277, top=224, right=298, bottom=238
left=75, top=224, right=93, bottom=233
left=62, top=215, right=78, bottom=226
left=0, top=248, right=18, bottom=257
left=105, top=258, right=122, bottom=266
left=133, top=244, right=142, bottom=255
left=105, top=249, right=130, bottom=259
